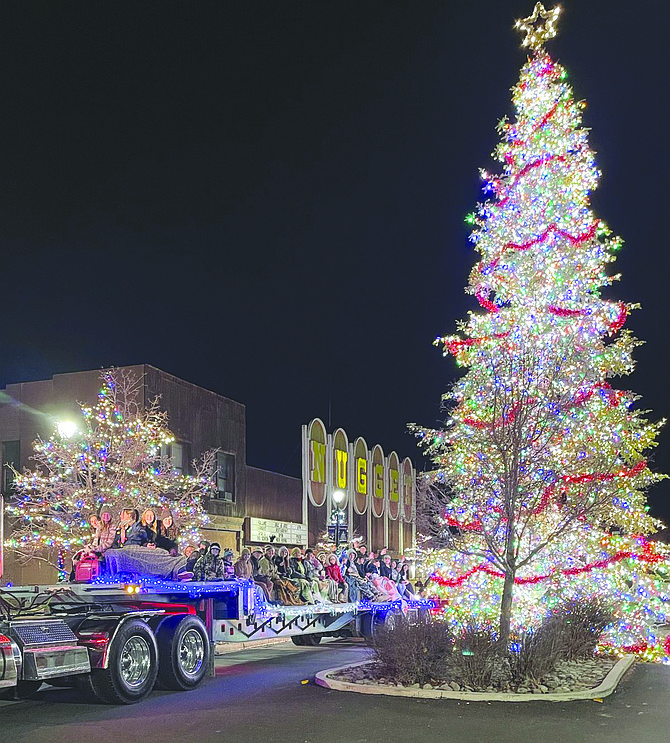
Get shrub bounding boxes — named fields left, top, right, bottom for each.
left=368, top=614, right=454, bottom=686
left=546, top=599, right=614, bottom=660
left=508, top=625, right=564, bottom=685
left=453, top=624, right=500, bottom=689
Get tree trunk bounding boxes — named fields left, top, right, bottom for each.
left=498, top=570, right=515, bottom=652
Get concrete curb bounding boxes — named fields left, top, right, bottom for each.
left=315, top=655, right=636, bottom=702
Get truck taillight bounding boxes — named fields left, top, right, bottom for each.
left=0, top=634, right=11, bottom=645
left=78, top=632, right=110, bottom=647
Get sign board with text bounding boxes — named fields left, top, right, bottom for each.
left=248, top=517, right=308, bottom=546
left=301, top=419, right=416, bottom=554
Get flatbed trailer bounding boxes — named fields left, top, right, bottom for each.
left=0, top=579, right=433, bottom=705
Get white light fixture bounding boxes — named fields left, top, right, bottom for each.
left=333, top=489, right=345, bottom=506
left=57, top=420, right=78, bottom=439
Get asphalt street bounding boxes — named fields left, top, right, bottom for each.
left=1, top=639, right=669, bottom=743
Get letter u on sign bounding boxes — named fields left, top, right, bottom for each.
left=334, top=449, right=348, bottom=489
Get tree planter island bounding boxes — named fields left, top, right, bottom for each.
left=316, top=655, right=635, bottom=703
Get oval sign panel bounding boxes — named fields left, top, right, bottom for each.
left=371, top=444, right=385, bottom=518
left=387, top=451, right=400, bottom=520
left=307, top=418, right=327, bottom=507
left=402, top=457, right=414, bottom=522
left=353, top=437, right=368, bottom=515
left=332, top=428, right=349, bottom=508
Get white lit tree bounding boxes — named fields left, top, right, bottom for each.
left=6, top=368, right=215, bottom=570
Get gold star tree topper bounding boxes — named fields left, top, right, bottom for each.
left=515, top=3, right=562, bottom=50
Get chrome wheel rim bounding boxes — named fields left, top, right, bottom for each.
left=120, top=636, right=151, bottom=688
left=179, top=628, right=205, bottom=677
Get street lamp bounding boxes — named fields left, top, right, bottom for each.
left=332, top=489, right=346, bottom=548
left=57, top=420, right=79, bottom=439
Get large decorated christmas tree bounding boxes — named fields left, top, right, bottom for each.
left=412, top=4, right=670, bottom=660
left=6, top=369, right=215, bottom=574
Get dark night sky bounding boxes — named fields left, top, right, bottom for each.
left=2, top=2, right=670, bottom=517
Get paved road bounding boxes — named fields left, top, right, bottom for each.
left=1, top=639, right=669, bottom=743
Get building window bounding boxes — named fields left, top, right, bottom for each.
left=2, top=440, right=20, bottom=495
left=171, top=443, right=184, bottom=474
left=158, top=442, right=186, bottom=475
left=216, top=452, right=235, bottom=502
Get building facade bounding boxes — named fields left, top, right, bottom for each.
left=0, top=365, right=303, bottom=584
left=0, top=365, right=416, bottom=584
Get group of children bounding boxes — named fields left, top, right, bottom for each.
left=75, top=507, right=420, bottom=607
left=185, top=540, right=418, bottom=607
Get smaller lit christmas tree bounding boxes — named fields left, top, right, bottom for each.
left=6, top=369, right=215, bottom=570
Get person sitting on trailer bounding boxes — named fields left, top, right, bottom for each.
left=370, top=573, right=406, bottom=607
left=289, top=548, right=321, bottom=603
left=341, top=550, right=362, bottom=602
left=262, top=546, right=302, bottom=605
left=398, top=562, right=415, bottom=595
left=325, top=553, right=348, bottom=603
left=303, top=549, right=330, bottom=601
left=193, top=542, right=227, bottom=581
left=93, top=505, right=116, bottom=553
left=365, top=550, right=379, bottom=575
left=156, top=508, right=179, bottom=554
left=182, top=544, right=199, bottom=572
left=222, top=548, right=236, bottom=578
left=351, top=553, right=380, bottom=600
left=379, top=554, right=394, bottom=579
left=234, top=548, right=253, bottom=580
left=141, top=509, right=159, bottom=545
left=250, top=547, right=275, bottom=602
left=113, top=508, right=149, bottom=548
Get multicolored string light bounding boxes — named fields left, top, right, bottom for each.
left=6, top=370, right=214, bottom=569
left=410, top=7, right=668, bottom=659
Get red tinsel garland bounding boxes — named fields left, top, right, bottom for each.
left=429, top=541, right=663, bottom=588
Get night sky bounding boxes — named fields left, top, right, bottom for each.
left=2, top=2, right=670, bottom=517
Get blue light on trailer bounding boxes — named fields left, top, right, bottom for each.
left=84, top=576, right=435, bottom=616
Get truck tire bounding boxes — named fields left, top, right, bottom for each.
left=0, top=680, right=42, bottom=700
left=291, top=634, right=321, bottom=646
left=156, top=615, right=209, bottom=691
left=87, top=619, right=158, bottom=704
left=361, top=611, right=398, bottom=639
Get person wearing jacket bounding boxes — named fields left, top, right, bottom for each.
left=288, top=548, right=318, bottom=603
left=221, top=548, right=236, bottom=578
left=140, top=509, right=158, bottom=545
left=90, top=505, right=116, bottom=554
left=234, top=548, right=254, bottom=580
left=250, top=547, right=274, bottom=601
left=193, top=542, right=227, bottom=581
left=398, top=562, right=415, bottom=595
left=264, top=546, right=303, bottom=605
left=113, top=508, right=148, bottom=548
left=325, top=554, right=348, bottom=602
left=303, top=549, right=329, bottom=601
left=156, top=508, right=179, bottom=554
left=181, top=545, right=200, bottom=574
left=379, top=554, right=394, bottom=579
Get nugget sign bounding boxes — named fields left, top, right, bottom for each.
left=302, top=418, right=415, bottom=521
